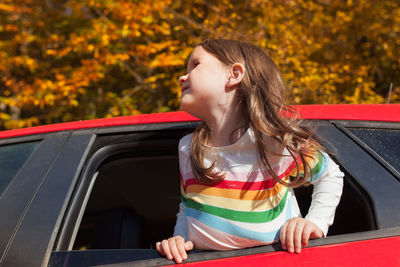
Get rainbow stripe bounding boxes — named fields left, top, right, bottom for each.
left=288, top=151, right=328, bottom=181
left=181, top=146, right=329, bottom=247
left=182, top=189, right=288, bottom=223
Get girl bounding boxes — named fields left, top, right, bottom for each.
left=156, top=39, right=344, bottom=263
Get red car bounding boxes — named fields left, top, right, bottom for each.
left=0, top=104, right=399, bottom=267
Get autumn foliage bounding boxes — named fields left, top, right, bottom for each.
left=0, top=0, right=399, bottom=129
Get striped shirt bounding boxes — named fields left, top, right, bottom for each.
left=174, top=128, right=343, bottom=250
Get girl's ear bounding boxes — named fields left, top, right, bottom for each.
left=226, top=63, right=245, bottom=89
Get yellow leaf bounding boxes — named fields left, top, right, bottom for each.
left=46, top=49, right=57, bottom=56
left=142, top=16, right=153, bottom=24
left=70, top=99, right=79, bottom=107
left=121, top=24, right=130, bottom=37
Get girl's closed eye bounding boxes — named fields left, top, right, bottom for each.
left=186, top=61, right=199, bottom=72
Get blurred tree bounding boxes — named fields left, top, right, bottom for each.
left=0, top=0, right=399, bottom=130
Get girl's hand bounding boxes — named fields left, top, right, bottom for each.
left=280, top=218, right=323, bottom=254
left=156, top=236, right=194, bottom=263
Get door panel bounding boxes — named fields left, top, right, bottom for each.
left=0, top=133, right=69, bottom=263
left=1, top=133, right=95, bottom=267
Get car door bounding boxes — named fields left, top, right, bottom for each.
left=0, top=131, right=95, bottom=267
left=47, top=120, right=400, bottom=267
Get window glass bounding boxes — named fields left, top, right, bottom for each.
left=346, top=128, right=400, bottom=173
left=0, top=141, right=41, bottom=197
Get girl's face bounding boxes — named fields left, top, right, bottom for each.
left=179, top=46, right=230, bottom=120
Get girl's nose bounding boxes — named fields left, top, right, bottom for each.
left=178, top=74, right=188, bottom=86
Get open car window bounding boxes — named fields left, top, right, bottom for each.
left=73, top=154, right=181, bottom=251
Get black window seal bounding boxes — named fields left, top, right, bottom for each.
left=0, top=132, right=56, bottom=146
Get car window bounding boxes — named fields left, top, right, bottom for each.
left=0, top=141, right=41, bottom=197
left=49, top=136, right=184, bottom=265
left=72, top=154, right=180, bottom=251
left=346, top=128, right=400, bottom=173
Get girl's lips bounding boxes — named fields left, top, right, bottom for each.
left=182, top=86, right=189, bottom=93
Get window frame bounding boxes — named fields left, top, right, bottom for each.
left=48, top=120, right=400, bottom=266
left=0, top=131, right=95, bottom=267
left=54, top=122, right=196, bottom=252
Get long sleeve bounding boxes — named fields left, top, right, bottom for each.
left=173, top=135, right=191, bottom=241
left=173, top=202, right=188, bottom=240
left=305, top=153, right=344, bottom=236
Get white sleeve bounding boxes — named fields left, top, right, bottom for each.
left=172, top=135, right=191, bottom=240
left=173, top=202, right=188, bottom=240
left=305, top=154, right=344, bottom=236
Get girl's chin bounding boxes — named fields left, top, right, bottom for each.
left=180, top=101, right=192, bottom=113
left=180, top=102, right=204, bottom=120
left=180, top=96, right=193, bottom=109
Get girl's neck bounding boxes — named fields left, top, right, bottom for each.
left=205, top=105, right=247, bottom=147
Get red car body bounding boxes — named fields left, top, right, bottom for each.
left=0, top=104, right=399, bottom=267
left=1, top=104, right=399, bottom=140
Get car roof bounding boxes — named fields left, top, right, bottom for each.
left=0, top=104, right=399, bottom=140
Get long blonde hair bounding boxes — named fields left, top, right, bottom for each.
left=189, top=39, right=321, bottom=188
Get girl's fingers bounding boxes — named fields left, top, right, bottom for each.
left=156, top=236, right=193, bottom=263
left=161, top=239, right=173, bottom=261
left=284, top=220, right=296, bottom=253
left=310, top=225, right=324, bottom=239
left=155, top=241, right=164, bottom=256
left=175, top=237, right=187, bottom=261
left=293, top=220, right=306, bottom=253
left=185, top=241, right=194, bottom=251
left=281, top=218, right=324, bottom=254
left=280, top=222, right=287, bottom=250
left=168, top=238, right=183, bottom=263
left=301, top=223, right=313, bottom=248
